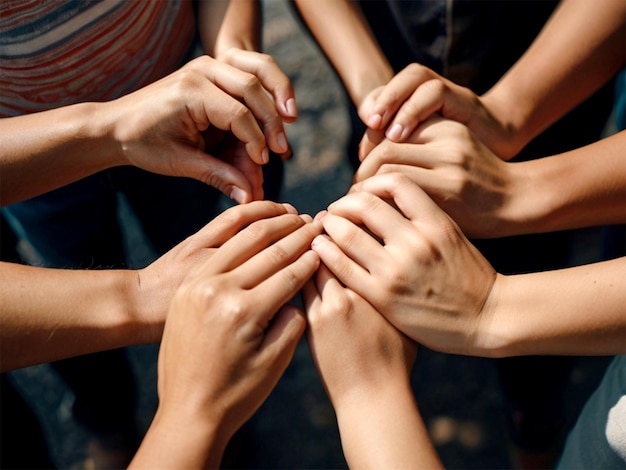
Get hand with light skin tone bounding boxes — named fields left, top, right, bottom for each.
left=199, top=0, right=298, bottom=160
left=312, top=173, right=626, bottom=358
left=354, top=117, right=626, bottom=239
left=129, top=206, right=322, bottom=469
left=358, top=0, right=625, bottom=161
left=312, top=173, right=497, bottom=357
left=0, top=201, right=313, bottom=372
left=302, top=264, right=443, bottom=470
left=0, top=54, right=295, bottom=205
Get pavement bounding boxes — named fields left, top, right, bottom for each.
left=5, top=1, right=614, bottom=469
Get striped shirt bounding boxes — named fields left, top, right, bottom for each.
left=0, top=0, right=196, bottom=117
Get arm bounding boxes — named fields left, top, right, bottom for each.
left=354, top=119, right=626, bottom=238
left=302, top=265, right=442, bottom=469
left=482, top=0, right=626, bottom=154
left=312, top=173, right=626, bottom=357
left=358, top=0, right=625, bottom=160
left=293, top=0, right=393, bottom=107
left=0, top=201, right=300, bottom=371
left=0, top=55, right=294, bottom=205
left=130, top=206, right=322, bottom=468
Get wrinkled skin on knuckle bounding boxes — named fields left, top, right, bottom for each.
left=241, top=73, right=263, bottom=98
left=422, top=78, right=446, bottom=97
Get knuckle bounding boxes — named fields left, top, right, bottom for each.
left=242, top=73, right=263, bottom=95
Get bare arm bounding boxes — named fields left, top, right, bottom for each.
left=294, top=0, right=393, bottom=107
left=0, top=55, right=297, bottom=205
left=0, top=201, right=301, bottom=371
left=355, top=119, right=626, bottom=238
left=484, top=257, right=626, bottom=357
left=313, top=174, right=626, bottom=358
left=482, top=0, right=626, bottom=154
left=131, top=208, right=322, bottom=469
left=200, top=0, right=261, bottom=55
left=358, top=0, right=625, bottom=160
left=0, top=262, right=142, bottom=371
left=302, top=265, right=443, bottom=469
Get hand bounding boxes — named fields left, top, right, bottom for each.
left=139, top=207, right=322, bottom=467
left=302, top=264, right=444, bottom=470
left=357, top=63, right=517, bottom=160
left=312, top=173, right=498, bottom=356
left=135, top=200, right=300, bottom=343
left=107, top=55, right=295, bottom=203
left=303, top=264, right=416, bottom=409
left=355, top=116, right=520, bottom=238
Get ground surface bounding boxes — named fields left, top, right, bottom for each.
left=6, top=1, right=613, bottom=468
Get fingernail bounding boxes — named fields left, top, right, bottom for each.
left=367, top=113, right=382, bottom=129
left=311, top=234, right=326, bottom=248
left=314, top=210, right=328, bottom=221
left=282, top=203, right=297, bottom=214
left=387, top=123, right=404, bottom=141
left=229, top=187, right=248, bottom=204
left=277, top=132, right=288, bottom=152
left=285, top=98, right=297, bottom=117
left=261, top=147, right=270, bottom=164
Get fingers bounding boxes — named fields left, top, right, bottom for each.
left=205, top=213, right=312, bottom=275
left=358, top=128, right=386, bottom=161
left=359, top=63, right=440, bottom=132
left=350, top=173, right=450, bottom=228
left=309, top=234, right=374, bottom=299
left=354, top=139, right=439, bottom=183
left=384, top=78, right=447, bottom=142
left=194, top=200, right=297, bottom=249
left=236, top=219, right=322, bottom=288
left=171, top=143, right=256, bottom=203
left=197, top=56, right=292, bottom=159
left=219, top=49, right=298, bottom=122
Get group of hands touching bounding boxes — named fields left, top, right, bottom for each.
left=115, top=51, right=523, bottom=468
left=3, top=39, right=621, bottom=467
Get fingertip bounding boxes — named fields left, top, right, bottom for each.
left=282, top=202, right=298, bottom=214
left=261, top=147, right=270, bottom=164
left=314, top=210, right=328, bottom=221
left=284, top=98, right=298, bottom=118
left=229, top=187, right=251, bottom=204
left=387, top=123, right=404, bottom=141
left=277, top=132, right=289, bottom=153
left=366, top=113, right=383, bottom=129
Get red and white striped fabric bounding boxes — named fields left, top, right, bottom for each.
left=0, top=0, right=196, bottom=117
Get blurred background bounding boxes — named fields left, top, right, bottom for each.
left=4, top=1, right=614, bottom=468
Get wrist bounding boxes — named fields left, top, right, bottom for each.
left=480, top=91, right=530, bottom=159
left=133, top=404, right=224, bottom=469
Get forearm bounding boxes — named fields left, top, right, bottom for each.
left=294, top=0, right=393, bottom=106
left=479, top=257, right=626, bottom=358
left=0, top=262, right=154, bottom=371
left=335, top=383, right=443, bottom=469
left=482, top=0, right=625, bottom=155
left=501, top=131, right=626, bottom=236
left=131, top=407, right=224, bottom=469
left=0, top=102, right=121, bottom=206
left=205, top=0, right=261, bottom=56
